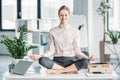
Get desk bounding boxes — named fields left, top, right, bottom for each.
left=3, top=69, right=118, bottom=80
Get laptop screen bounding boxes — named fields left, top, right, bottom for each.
left=12, top=60, right=33, bottom=75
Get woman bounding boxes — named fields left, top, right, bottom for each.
left=31, top=5, right=95, bottom=74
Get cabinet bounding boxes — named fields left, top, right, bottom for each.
left=16, top=19, right=59, bottom=56
left=100, top=41, right=120, bottom=63
left=105, top=42, right=120, bottom=70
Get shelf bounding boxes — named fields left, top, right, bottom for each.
left=16, top=19, right=58, bottom=55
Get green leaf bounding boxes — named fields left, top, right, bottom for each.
left=106, top=30, right=120, bottom=44
left=0, top=26, right=37, bottom=59
left=97, top=1, right=111, bottom=16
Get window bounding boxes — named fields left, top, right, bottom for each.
left=0, top=0, right=73, bottom=30
left=41, top=0, right=73, bottom=19
left=1, top=0, right=17, bottom=30
left=21, top=0, right=37, bottom=19
left=108, top=0, right=120, bottom=31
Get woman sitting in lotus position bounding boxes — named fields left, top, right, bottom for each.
left=31, top=5, right=95, bottom=74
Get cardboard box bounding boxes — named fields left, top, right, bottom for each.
left=88, top=63, right=113, bottom=74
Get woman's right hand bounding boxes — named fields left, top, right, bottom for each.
left=30, top=54, right=42, bottom=60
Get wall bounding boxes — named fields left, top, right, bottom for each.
left=74, top=0, right=104, bottom=58
left=94, top=0, right=104, bottom=57
left=73, top=0, right=103, bottom=58
left=88, top=0, right=104, bottom=58
left=73, top=0, right=83, bottom=15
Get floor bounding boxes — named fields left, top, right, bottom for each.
left=0, top=55, right=120, bottom=80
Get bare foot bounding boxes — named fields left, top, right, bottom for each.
left=67, top=71, right=78, bottom=74
left=61, top=70, right=78, bottom=74
left=46, top=69, right=59, bottom=74
left=46, top=69, right=78, bottom=74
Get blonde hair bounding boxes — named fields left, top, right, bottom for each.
left=58, top=5, right=70, bottom=15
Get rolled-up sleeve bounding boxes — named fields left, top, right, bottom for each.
left=42, top=33, right=55, bottom=58
left=73, top=29, right=89, bottom=59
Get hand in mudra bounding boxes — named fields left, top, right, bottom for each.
left=89, top=55, right=96, bottom=61
left=30, top=54, right=41, bottom=60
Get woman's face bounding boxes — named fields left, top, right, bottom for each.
left=59, top=9, right=70, bottom=24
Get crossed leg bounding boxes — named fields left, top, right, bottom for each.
left=46, top=64, right=78, bottom=74
left=39, top=57, right=79, bottom=74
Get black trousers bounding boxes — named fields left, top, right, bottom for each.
left=39, top=56, right=89, bottom=70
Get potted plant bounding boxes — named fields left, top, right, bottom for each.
left=106, top=30, right=120, bottom=44
left=97, top=1, right=111, bottom=42
left=97, top=1, right=111, bottom=63
left=0, top=26, right=37, bottom=59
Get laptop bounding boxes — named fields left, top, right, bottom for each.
left=12, top=60, right=33, bottom=75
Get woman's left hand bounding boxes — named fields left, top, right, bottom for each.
left=89, top=55, right=96, bottom=61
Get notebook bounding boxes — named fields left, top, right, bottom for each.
left=12, top=60, right=33, bottom=75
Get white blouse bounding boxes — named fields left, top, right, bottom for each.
left=42, top=24, right=89, bottom=59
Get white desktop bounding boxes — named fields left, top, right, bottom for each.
left=3, top=66, right=118, bottom=80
